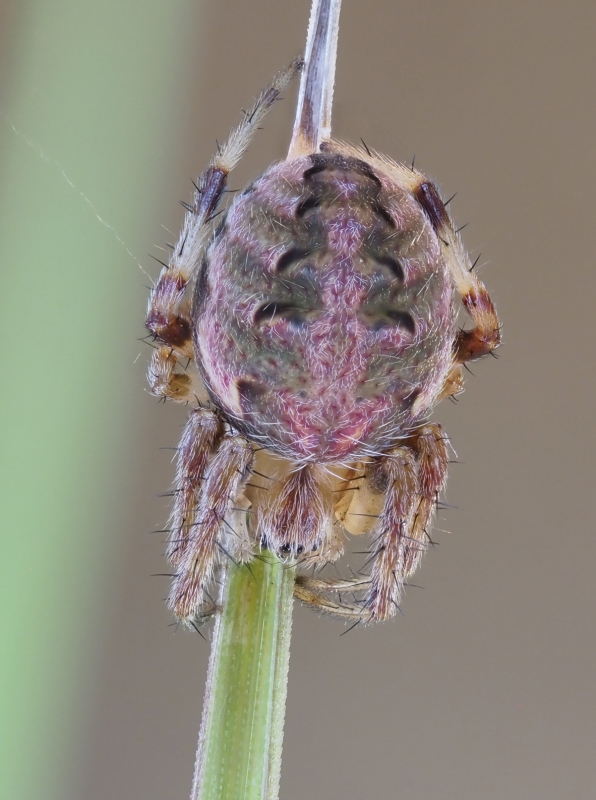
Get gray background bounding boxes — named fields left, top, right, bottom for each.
left=61, top=1, right=596, bottom=798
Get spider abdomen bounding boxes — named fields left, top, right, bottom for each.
left=193, top=147, right=456, bottom=462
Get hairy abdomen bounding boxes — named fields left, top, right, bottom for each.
left=194, top=149, right=455, bottom=462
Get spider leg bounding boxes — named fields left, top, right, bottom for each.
left=451, top=270, right=501, bottom=364
left=296, top=575, right=371, bottom=593
left=291, top=443, right=420, bottom=623
left=363, top=424, right=449, bottom=621
left=169, top=434, right=254, bottom=622
left=293, top=429, right=446, bottom=622
left=325, top=146, right=501, bottom=366
left=294, top=576, right=369, bottom=620
left=147, top=345, right=199, bottom=402
left=145, top=59, right=303, bottom=397
left=363, top=445, right=419, bottom=621
left=167, top=408, right=224, bottom=565
left=403, top=424, right=449, bottom=575
left=405, top=176, right=501, bottom=363
left=437, top=362, right=465, bottom=401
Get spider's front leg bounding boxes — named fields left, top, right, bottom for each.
left=453, top=272, right=501, bottom=364
left=148, top=345, right=197, bottom=402
left=293, top=575, right=370, bottom=619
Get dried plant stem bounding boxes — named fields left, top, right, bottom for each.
left=289, top=0, right=343, bottom=156
left=191, top=551, right=296, bottom=800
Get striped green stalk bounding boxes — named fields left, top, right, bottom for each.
left=191, top=551, right=295, bottom=800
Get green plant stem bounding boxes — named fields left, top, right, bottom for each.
left=191, top=551, right=296, bottom=800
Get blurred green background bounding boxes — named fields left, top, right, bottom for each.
left=0, top=3, right=204, bottom=798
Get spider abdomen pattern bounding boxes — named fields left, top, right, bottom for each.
left=145, top=62, right=500, bottom=622
left=194, top=148, right=455, bottom=462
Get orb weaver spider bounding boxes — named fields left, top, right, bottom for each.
left=145, top=0, right=500, bottom=624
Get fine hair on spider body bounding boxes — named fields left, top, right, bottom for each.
left=145, top=0, right=500, bottom=625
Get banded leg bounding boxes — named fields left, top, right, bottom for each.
left=145, top=58, right=303, bottom=351
left=167, top=408, right=224, bottom=564
left=407, top=175, right=501, bottom=363
left=294, top=424, right=449, bottom=622
left=169, top=435, right=254, bottom=622
left=363, top=424, right=448, bottom=620
left=148, top=346, right=194, bottom=402
left=327, top=144, right=501, bottom=367
left=453, top=279, right=501, bottom=364
left=364, top=446, right=418, bottom=620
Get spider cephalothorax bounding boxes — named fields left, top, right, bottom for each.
left=146, top=48, right=500, bottom=624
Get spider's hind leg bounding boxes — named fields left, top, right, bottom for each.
left=145, top=59, right=302, bottom=351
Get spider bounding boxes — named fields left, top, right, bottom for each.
left=145, top=1, right=500, bottom=624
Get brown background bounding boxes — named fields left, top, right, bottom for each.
left=50, top=1, right=596, bottom=798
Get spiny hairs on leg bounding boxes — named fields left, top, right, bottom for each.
left=261, top=464, right=336, bottom=559
left=147, top=346, right=193, bottom=401
left=322, top=141, right=501, bottom=366
left=365, top=425, right=449, bottom=620
left=144, top=58, right=303, bottom=403
left=294, top=424, right=449, bottom=622
left=169, top=434, right=254, bottom=622
left=167, top=408, right=224, bottom=566
left=364, top=446, right=418, bottom=620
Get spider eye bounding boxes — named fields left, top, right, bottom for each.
left=278, top=543, right=305, bottom=555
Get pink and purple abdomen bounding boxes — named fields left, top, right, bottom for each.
left=193, top=151, right=455, bottom=463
